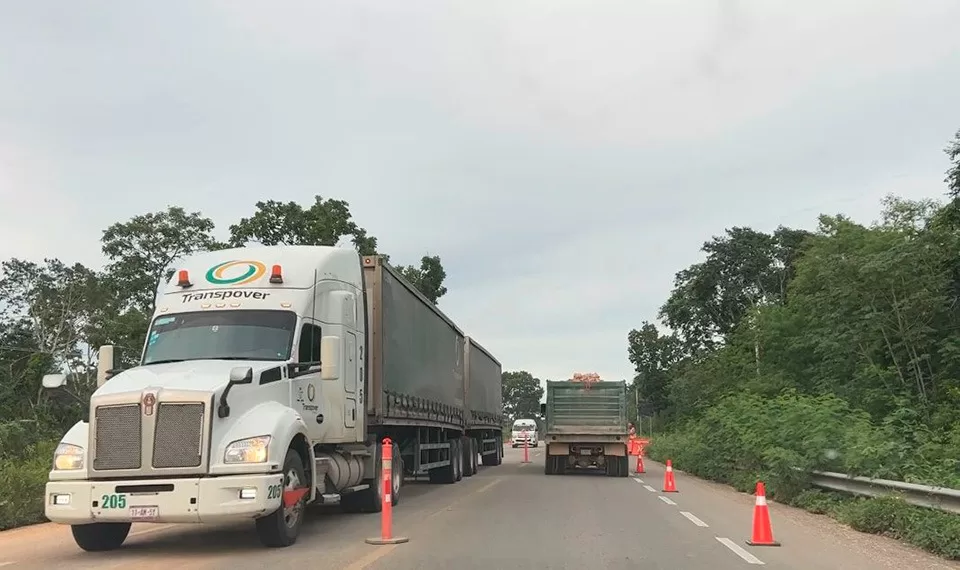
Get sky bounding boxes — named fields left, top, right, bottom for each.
left=1, top=1, right=960, bottom=387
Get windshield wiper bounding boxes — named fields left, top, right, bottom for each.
left=142, top=358, right=187, bottom=366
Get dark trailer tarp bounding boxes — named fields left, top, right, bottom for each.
left=464, top=336, right=502, bottom=429
left=363, top=255, right=466, bottom=429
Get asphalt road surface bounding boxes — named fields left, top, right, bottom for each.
left=1, top=445, right=956, bottom=569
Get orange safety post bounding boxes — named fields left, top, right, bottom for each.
left=522, top=430, right=530, bottom=463
left=365, top=438, right=409, bottom=545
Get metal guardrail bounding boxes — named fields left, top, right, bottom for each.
left=809, top=470, right=960, bottom=515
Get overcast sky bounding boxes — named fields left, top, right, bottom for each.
left=2, top=1, right=959, bottom=386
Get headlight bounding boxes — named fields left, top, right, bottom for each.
left=53, top=443, right=84, bottom=471
left=224, top=436, right=271, bottom=464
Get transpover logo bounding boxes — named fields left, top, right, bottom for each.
left=205, top=260, right=266, bottom=285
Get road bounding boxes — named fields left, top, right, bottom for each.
left=0, top=445, right=956, bottom=569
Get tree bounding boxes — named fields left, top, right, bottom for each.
left=501, top=370, right=544, bottom=422
left=658, top=225, right=811, bottom=357
left=627, top=321, right=682, bottom=414
left=395, top=255, right=448, bottom=304
left=101, top=206, right=225, bottom=314
left=228, top=196, right=380, bottom=254
left=229, top=195, right=449, bottom=304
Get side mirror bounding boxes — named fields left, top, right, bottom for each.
left=218, top=367, right=253, bottom=419
left=228, top=366, right=254, bottom=385
left=540, top=403, right=546, bottom=416
left=43, top=374, right=67, bottom=390
left=320, top=336, right=341, bottom=381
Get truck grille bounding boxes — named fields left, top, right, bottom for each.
left=91, top=395, right=208, bottom=474
left=94, top=404, right=143, bottom=470
left=152, top=403, right=205, bottom=468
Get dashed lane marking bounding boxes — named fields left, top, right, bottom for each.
left=658, top=496, right=677, bottom=506
left=642, top=485, right=656, bottom=492
left=716, top=537, right=765, bottom=565
left=680, top=511, right=709, bottom=527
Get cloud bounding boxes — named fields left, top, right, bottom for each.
left=1, top=0, right=960, bottom=382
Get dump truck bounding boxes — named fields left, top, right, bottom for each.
left=539, top=374, right=629, bottom=476
left=41, top=246, right=504, bottom=551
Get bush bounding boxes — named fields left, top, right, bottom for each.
left=646, top=393, right=960, bottom=560
left=0, top=439, right=55, bottom=531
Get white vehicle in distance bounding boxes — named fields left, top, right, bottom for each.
left=511, top=419, right=538, bottom=448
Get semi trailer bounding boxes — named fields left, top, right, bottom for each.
left=540, top=375, right=629, bottom=476
left=41, top=247, right=504, bottom=551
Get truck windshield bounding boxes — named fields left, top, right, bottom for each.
left=513, top=424, right=536, bottom=432
left=142, top=310, right=297, bottom=365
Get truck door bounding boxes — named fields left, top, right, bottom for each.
left=344, top=331, right=358, bottom=428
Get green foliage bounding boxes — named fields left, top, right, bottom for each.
left=632, top=129, right=960, bottom=559
left=501, top=370, right=544, bottom=422
left=0, top=193, right=450, bottom=530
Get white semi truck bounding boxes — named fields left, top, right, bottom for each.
left=42, top=246, right=504, bottom=550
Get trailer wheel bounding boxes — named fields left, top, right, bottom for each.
left=391, top=440, right=403, bottom=506
left=618, top=455, right=630, bottom=478
left=255, top=448, right=308, bottom=547
left=71, top=522, right=131, bottom=552
left=481, top=435, right=499, bottom=467
left=453, top=438, right=463, bottom=481
left=461, top=437, right=476, bottom=477
left=428, top=438, right=458, bottom=484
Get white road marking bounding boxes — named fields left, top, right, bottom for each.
left=658, top=496, right=677, bottom=506
left=642, top=484, right=656, bottom=492
left=680, top=511, right=709, bottom=527
left=716, top=537, right=765, bottom=565
left=0, top=562, right=17, bottom=567
left=633, top=478, right=644, bottom=484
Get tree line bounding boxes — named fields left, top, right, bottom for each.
left=0, top=195, right=448, bottom=529
left=630, top=129, right=960, bottom=558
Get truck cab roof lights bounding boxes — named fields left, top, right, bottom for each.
left=269, top=264, right=283, bottom=284
left=177, top=270, right=192, bottom=288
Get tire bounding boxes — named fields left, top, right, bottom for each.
left=470, top=439, right=479, bottom=474
left=482, top=436, right=499, bottom=467
left=462, top=437, right=476, bottom=477
left=428, top=438, right=458, bottom=484
left=391, top=440, right=403, bottom=506
left=71, top=522, right=131, bottom=552
left=619, top=455, right=630, bottom=478
left=255, top=448, right=308, bottom=548
left=453, top=438, right=463, bottom=481
left=544, top=456, right=553, bottom=475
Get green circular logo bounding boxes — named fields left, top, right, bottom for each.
left=206, top=260, right=266, bottom=285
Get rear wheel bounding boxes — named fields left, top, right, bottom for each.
left=453, top=438, right=463, bottom=481
left=255, top=448, right=308, bottom=547
left=71, top=522, right=131, bottom=552
left=428, top=438, right=458, bottom=484
left=342, top=443, right=386, bottom=513
left=462, top=437, right=476, bottom=477
left=618, top=455, right=630, bottom=478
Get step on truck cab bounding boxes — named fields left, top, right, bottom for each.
left=539, top=374, right=630, bottom=477
left=42, top=247, right=504, bottom=551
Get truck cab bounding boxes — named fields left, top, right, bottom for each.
left=42, top=246, right=376, bottom=550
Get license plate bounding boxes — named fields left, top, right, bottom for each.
left=579, top=449, right=592, bottom=455
left=129, top=506, right=159, bottom=521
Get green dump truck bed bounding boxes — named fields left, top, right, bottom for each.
left=544, top=380, right=628, bottom=435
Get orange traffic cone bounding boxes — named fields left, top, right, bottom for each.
left=662, top=459, right=678, bottom=492
left=635, top=454, right=645, bottom=474
left=746, top=482, right=780, bottom=547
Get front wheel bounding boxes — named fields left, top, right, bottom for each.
left=255, top=448, right=308, bottom=547
left=71, top=522, right=131, bottom=552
